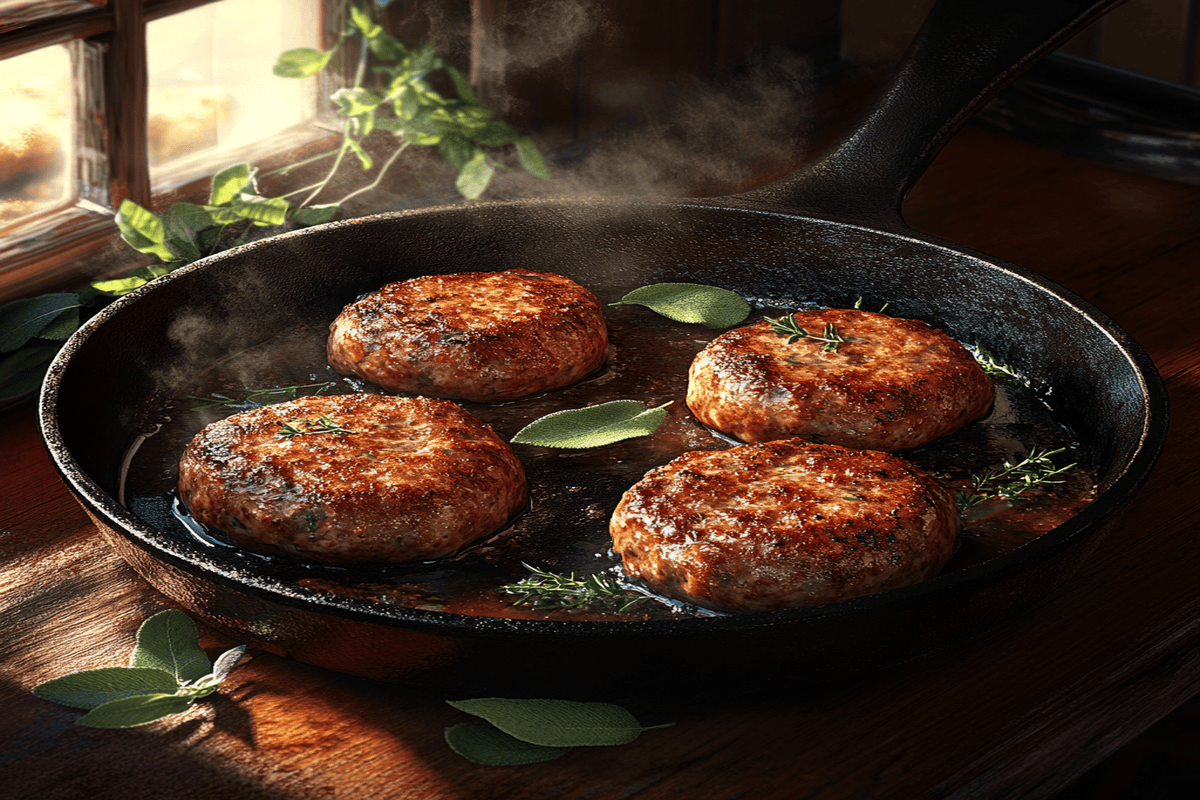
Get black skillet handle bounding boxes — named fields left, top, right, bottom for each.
left=734, top=0, right=1125, bottom=230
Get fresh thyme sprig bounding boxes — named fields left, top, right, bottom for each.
left=278, top=415, right=356, bottom=438
left=767, top=315, right=847, bottom=352
left=190, top=381, right=336, bottom=411
left=957, top=446, right=1077, bottom=510
left=500, top=564, right=648, bottom=612
left=973, top=342, right=1025, bottom=383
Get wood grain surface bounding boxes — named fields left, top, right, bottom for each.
left=3, top=102, right=1200, bottom=800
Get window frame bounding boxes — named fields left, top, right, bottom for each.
left=0, top=0, right=340, bottom=302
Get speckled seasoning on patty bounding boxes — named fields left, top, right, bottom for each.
left=177, top=394, right=527, bottom=565
left=610, top=440, right=961, bottom=613
left=686, top=307, right=994, bottom=451
left=327, top=270, right=609, bottom=402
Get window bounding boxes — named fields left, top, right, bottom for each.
left=0, top=0, right=327, bottom=301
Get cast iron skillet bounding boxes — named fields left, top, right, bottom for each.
left=40, top=0, right=1168, bottom=696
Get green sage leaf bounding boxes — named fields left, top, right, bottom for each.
left=511, top=401, right=670, bottom=449
left=444, top=64, right=479, bottom=104
left=611, top=283, right=750, bottom=329
left=274, top=47, right=333, bottom=78
left=228, top=194, right=290, bottom=227
left=456, top=150, right=494, bottom=199
left=115, top=199, right=176, bottom=262
left=77, top=693, right=193, bottom=729
left=515, top=136, right=551, bottom=180
left=349, top=5, right=382, bottom=39
left=90, top=263, right=176, bottom=297
left=0, top=341, right=60, bottom=399
left=290, top=204, right=339, bottom=227
left=447, top=698, right=669, bottom=748
left=130, top=609, right=211, bottom=683
left=34, top=667, right=180, bottom=710
left=208, top=163, right=255, bottom=207
left=0, top=293, right=80, bottom=352
left=445, top=723, right=572, bottom=766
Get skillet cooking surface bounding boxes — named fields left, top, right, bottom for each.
left=41, top=198, right=1165, bottom=693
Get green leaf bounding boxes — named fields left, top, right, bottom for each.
left=77, top=693, right=194, bottom=729
left=34, top=667, right=180, bottom=710
left=444, top=64, right=479, bottom=104
left=115, top=199, right=176, bottom=262
left=445, top=723, right=572, bottom=766
left=610, top=283, right=750, bottom=329
left=345, top=137, right=373, bottom=171
left=367, top=30, right=407, bottom=62
left=0, top=293, right=80, bottom=352
left=274, top=47, right=333, bottom=78
left=0, top=341, right=61, bottom=400
left=511, top=400, right=671, bottom=449
left=515, top=136, right=551, bottom=180
left=456, top=150, right=494, bottom=199
left=290, top=204, right=339, bottom=226
left=130, top=609, right=211, bottom=683
left=446, top=698, right=670, bottom=748
left=209, top=164, right=255, bottom=207
left=90, top=264, right=177, bottom=297
left=349, top=5, right=382, bottom=39
left=228, top=194, right=290, bottom=227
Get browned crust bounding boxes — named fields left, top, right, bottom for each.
left=177, top=394, right=527, bottom=565
left=327, top=270, right=609, bottom=402
left=610, top=441, right=961, bottom=612
left=686, top=308, right=994, bottom=451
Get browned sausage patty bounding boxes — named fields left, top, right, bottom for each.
left=686, top=308, right=994, bottom=451
left=609, top=440, right=961, bottom=612
left=327, top=270, right=609, bottom=402
left=177, top=394, right=527, bottom=565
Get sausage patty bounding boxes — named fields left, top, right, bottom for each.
left=609, top=440, right=961, bottom=612
left=327, top=270, right=609, bottom=402
left=177, top=394, right=528, bottom=565
left=686, top=308, right=994, bottom=451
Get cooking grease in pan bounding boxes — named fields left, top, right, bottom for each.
left=121, top=292, right=1097, bottom=622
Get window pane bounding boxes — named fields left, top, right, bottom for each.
left=0, top=46, right=72, bottom=228
left=147, top=0, right=322, bottom=183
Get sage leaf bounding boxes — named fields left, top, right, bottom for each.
left=291, top=204, right=339, bottom=227
left=0, top=293, right=80, bottom=352
left=456, top=150, right=494, bottom=199
left=611, top=283, right=750, bottom=328
left=511, top=401, right=670, bottom=449
left=0, top=341, right=61, bottom=400
left=130, top=609, right=211, bottom=683
left=209, top=163, right=254, bottom=206
left=515, top=136, right=551, bottom=180
left=34, top=667, right=179, bottom=710
left=115, top=199, right=176, bottom=262
left=77, top=693, right=194, bottom=729
left=446, top=723, right=572, bottom=766
left=447, top=698, right=669, bottom=748
left=211, top=645, right=248, bottom=683
left=274, top=47, right=333, bottom=78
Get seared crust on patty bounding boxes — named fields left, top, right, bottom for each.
left=327, top=270, right=609, bottom=402
left=609, top=441, right=961, bottom=612
left=177, top=394, right=527, bottom=565
left=686, top=308, right=994, bottom=451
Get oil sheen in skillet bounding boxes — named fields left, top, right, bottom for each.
left=121, top=288, right=1097, bottom=622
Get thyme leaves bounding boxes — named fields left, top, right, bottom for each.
left=957, top=446, right=1077, bottom=511
left=277, top=415, right=356, bottom=439
left=768, top=315, right=847, bottom=352
left=499, top=564, right=648, bottom=613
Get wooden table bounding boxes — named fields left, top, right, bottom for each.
left=3, top=99, right=1200, bottom=798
